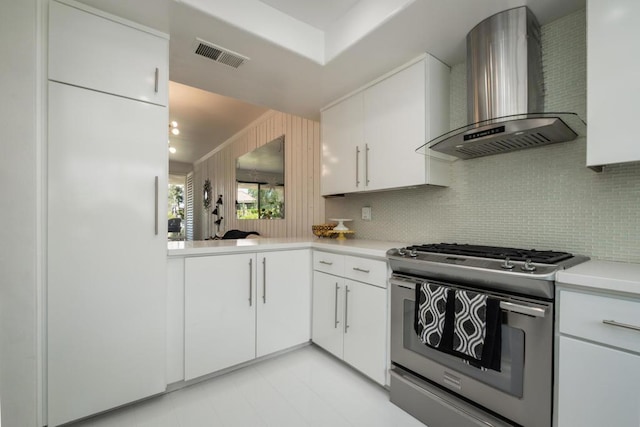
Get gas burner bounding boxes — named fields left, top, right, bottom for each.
left=405, top=243, right=574, bottom=264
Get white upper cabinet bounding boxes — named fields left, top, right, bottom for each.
left=321, top=54, right=451, bottom=196
left=587, top=0, right=640, bottom=166
left=49, top=0, right=169, bottom=106
left=321, top=93, right=365, bottom=195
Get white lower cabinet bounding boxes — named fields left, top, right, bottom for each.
left=312, top=271, right=345, bottom=358
left=342, top=278, right=387, bottom=385
left=312, top=251, right=388, bottom=385
left=184, top=250, right=311, bottom=380
left=557, top=336, right=640, bottom=427
left=256, top=250, right=311, bottom=357
left=184, top=253, right=257, bottom=380
left=556, top=289, right=640, bottom=426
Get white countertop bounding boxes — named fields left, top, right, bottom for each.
left=557, top=260, right=640, bottom=296
left=168, top=237, right=406, bottom=259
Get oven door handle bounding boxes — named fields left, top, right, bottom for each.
left=499, top=301, right=546, bottom=318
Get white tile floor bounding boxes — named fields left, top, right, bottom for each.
left=69, top=345, right=426, bottom=427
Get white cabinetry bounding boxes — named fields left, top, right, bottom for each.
left=46, top=2, right=168, bottom=426
left=556, top=289, right=640, bottom=426
left=256, top=250, right=311, bottom=357
left=321, top=54, right=450, bottom=196
left=587, top=0, right=640, bottom=166
left=184, top=253, right=257, bottom=380
left=320, top=93, right=364, bottom=195
left=184, top=250, right=311, bottom=381
left=49, top=0, right=168, bottom=106
left=312, top=251, right=388, bottom=385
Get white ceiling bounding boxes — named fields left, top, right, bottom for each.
left=168, top=81, right=268, bottom=164
left=76, top=0, right=586, bottom=165
left=257, top=0, right=360, bottom=31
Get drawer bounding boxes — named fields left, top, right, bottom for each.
left=559, top=290, right=640, bottom=354
left=343, top=255, right=387, bottom=287
left=313, top=251, right=344, bottom=276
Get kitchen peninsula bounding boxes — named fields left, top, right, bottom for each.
left=166, top=237, right=405, bottom=390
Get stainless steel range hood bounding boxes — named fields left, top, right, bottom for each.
left=420, top=7, right=585, bottom=160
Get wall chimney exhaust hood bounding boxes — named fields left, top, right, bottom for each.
left=419, top=7, right=586, bottom=160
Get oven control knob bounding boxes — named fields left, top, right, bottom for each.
left=521, top=258, right=537, bottom=272
left=397, top=248, right=407, bottom=256
left=501, top=257, right=515, bottom=270
left=409, top=248, right=418, bottom=258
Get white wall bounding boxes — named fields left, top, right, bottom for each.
left=194, top=111, right=323, bottom=239
left=0, top=0, right=41, bottom=426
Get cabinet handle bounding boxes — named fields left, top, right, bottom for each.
left=154, top=176, right=159, bottom=235
left=248, top=258, right=253, bottom=306
left=344, top=285, right=350, bottom=333
left=262, top=257, right=267, bottom=304
left=365, top=144, right=370, bottom=186
left=154, top=68, right=159, bottom=93
left=602, top=319, right=640, bottom=332
left=355, top=146, right=360, bottom=187
left=352, top=267, right=370, bottom=274
left=319, top=260, right=333, bottom=266
left=334, top=283, right=340, bottom=328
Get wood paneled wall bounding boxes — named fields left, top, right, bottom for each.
left=193, top=111, right=324, bottom=239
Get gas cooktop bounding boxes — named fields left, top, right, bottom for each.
left=387, top=243, right=590, bottom=299
left=404, top=243, right=574, bottom=264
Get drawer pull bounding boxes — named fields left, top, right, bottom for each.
left=352, top=267, right=370, bottom=273
left=602, top=319, right=640, bottom=333
left=319, top=260, right=333, bottom=266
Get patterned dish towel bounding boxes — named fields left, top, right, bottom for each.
left=414, top=284, right=502, bottom=371
left=453, top=289, right=488, bottom=360
left=414, top=283, right=450, bottom=347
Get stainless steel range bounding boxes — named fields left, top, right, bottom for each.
left=387, top=243, right=588, bottom=427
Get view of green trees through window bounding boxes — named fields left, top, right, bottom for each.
left=237, top=183, right=284, bottom=219
left=168, top=184, right=184, bottom=219
left=168, top=184, right=185, bottom=239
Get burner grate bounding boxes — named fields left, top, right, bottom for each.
left=407, top=243, right=573, bottom=264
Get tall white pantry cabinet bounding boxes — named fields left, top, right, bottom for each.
left=46, top=1, right=169, bottom=426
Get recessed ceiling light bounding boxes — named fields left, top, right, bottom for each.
left=169, top=146, right=177, bottom=154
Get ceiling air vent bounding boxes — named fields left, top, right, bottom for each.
left=193, top=38, right=249, bottom=69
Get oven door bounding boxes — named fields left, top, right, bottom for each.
left=390, top=275, right=553, bottom=427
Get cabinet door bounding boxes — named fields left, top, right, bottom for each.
left=312, top=271, right=345, bottom=359
left=49, top=1, right=168, bottom=106
left=321, top=93, right=364, bottom=195
left=184, top=254, right=257, bottom=380
left=557, top=336, right=640, bottom=427
left=587, top=0, right=640, bottom=166
left=363, top=60, right=426, bottom=191
left=343, top=280, right=387, bottom=385
left=256, top=250, right=311, bottom=357
left=47, top=82, right=167, bottom=426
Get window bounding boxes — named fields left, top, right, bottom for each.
left=236, top=182, right=284, bottom=219
left=168, top=174, right=185, bottom=240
